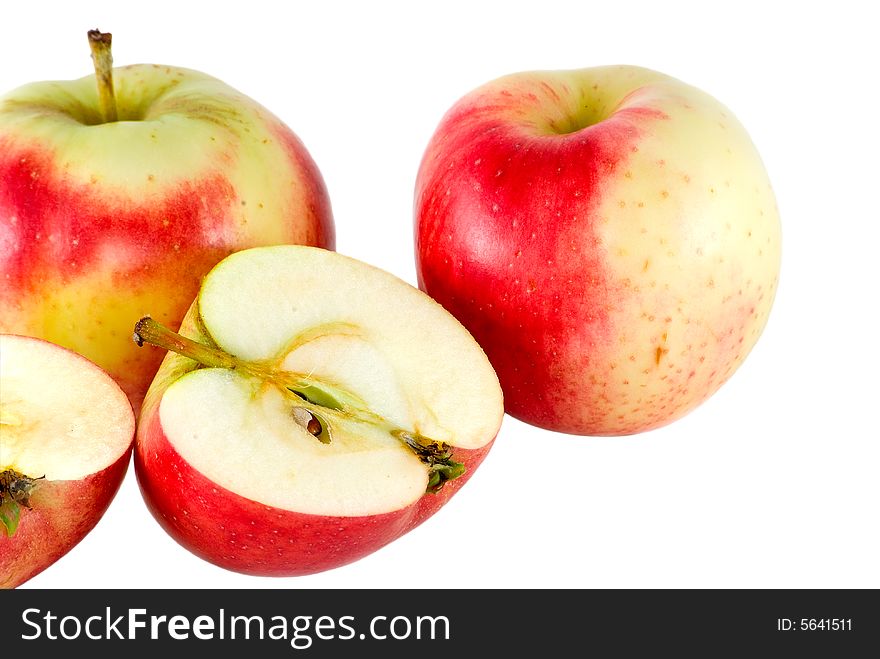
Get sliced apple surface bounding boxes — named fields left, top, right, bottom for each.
left=0, top=334, right=134, bottom=588
left=134, top=245, right=503, bottom=575
left=160, top=372, right=429, bottom=516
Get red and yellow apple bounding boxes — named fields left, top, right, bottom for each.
left=134, top=245, right=503, bottom=576
left=415, top=65, right=781, bottom=435
left=0, top=31, right=333, bottom=409
left=0, top=334, right=134, bottom=588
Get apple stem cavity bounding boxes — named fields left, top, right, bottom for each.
left=133, top=315, right=466, bottom=492
left=0, top=469, right=44, bottom=537
left=87, top=29, right=119, bottom=123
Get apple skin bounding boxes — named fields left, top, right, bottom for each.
left=415, top=65, right=781, bottom=435
left=134, top=307, right=494, bottom=576
left=0, top=64, right=334, bottom=409
left=136, top=411, right=490, bottom=576
left=1, top=453, right=130, bottom=588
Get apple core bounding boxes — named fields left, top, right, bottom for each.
left=133, top=316, right=468, bottom=498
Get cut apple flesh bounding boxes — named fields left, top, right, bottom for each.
left=160, top=371, right=429, bottom=516
left=155, top=246, right=503, bottom=517
left=0, top=334, right=134, bottom=482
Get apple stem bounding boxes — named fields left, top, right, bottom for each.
left=133, top=316, right=239, bottom=370
left=87, top=29, right=118, bottom=123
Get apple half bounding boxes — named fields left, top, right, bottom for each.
left=134, top=245, right=503, bottom=576
left=0, top=334, right=134, bottom=588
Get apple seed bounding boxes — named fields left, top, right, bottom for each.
left=291, top=407, right=330, bottom=444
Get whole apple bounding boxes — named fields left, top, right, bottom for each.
left=134, top=246, right=503, bottom=576
left=0, top=31, right=334, bottom=409
left=415, top=65, right=781, bottom=435
left=0, top=334, right=134, bottom=588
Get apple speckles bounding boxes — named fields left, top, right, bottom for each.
left=654, top=345, right=668, bottom=366
left=416, top=68, right=780, bottom=435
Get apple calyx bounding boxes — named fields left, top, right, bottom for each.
left=394, top=430, right=467, bottom=493
left=0, top=469, right=44, bottom=537
left=87, top=29, right=118, bottom=123
left=132, top=316, right=466, bottom=492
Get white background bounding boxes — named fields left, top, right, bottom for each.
left=5, top=0, right=878, bottom=589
